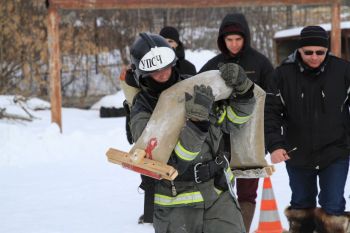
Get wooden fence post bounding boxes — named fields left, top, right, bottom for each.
left=331, top=1, right=341, bottom=57
left=47, top=5, right=62, bottom=132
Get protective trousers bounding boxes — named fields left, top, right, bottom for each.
left=153, top=191, right=246, bottom=233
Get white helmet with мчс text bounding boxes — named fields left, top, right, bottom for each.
left=130, top=33, right=177, bottom=85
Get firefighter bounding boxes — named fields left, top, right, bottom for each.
left=129, top=32, right=256, bottom=233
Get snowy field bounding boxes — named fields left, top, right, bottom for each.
left=0, top=50, right=349, bottom=233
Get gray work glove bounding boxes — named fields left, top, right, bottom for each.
left=219, top=63, right=253, bottom=95
left=185, top=84, right=214, bottom=121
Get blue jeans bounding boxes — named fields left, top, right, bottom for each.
left=286, top=157, right=349, bottom=215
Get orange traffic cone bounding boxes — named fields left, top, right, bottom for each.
left=254, top=177, right=286, bottom=233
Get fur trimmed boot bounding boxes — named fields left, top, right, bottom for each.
left=239, top=201, right=256, bottom=233
left=284, top=206, right=315, bottom=233
left=314, top=208, right=350, bottom=233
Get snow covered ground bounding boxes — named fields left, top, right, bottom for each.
left=0, top=50, right=349, bottom=233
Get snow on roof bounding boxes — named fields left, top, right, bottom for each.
left=274, top=21, right=350, bottom=39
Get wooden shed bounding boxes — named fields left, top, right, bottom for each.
left=274, top=21, right=350, bottom=64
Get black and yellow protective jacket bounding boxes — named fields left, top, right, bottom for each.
left=130, top=69, right=255, bottom=208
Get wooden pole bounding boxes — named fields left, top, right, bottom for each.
left=49, top=0, right=334, bottom=9
left=331, top=1, right=341, bottom=57
left=47, top=5, right=62, bottom=132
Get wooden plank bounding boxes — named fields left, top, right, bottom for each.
left=107, top=147, right=275, bottom=179
left=49, top=0, right=333, bottom=9
left=47, top=6, right=62, bottom=132
left=106, top=148, right=178, bottom=180
left=331, top=1, right=341, bottom=57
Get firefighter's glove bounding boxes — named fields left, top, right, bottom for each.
left=219, top=63, right=253, bottom=95
left=185, top=85, right=214, bottom=121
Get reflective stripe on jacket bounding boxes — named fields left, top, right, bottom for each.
left=174, top=141, right=200, bottom=161
left=155, top=191, right=204, bottom=206
left=226, top=106, right=251, bottom=124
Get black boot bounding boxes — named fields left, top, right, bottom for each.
left=314, top=208, right=350, bottom=233
left=138, top=175, right=155, bottom=224
left=284, top=206, right=315, bottom=233
left=138, top=214, right=144, bottom=224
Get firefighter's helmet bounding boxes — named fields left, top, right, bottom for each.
left=130, top=33, right=177, bottom=85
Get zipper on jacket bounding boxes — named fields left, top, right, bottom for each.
left=301, top=86, right=307, bottom=114
left=320, top=86, right=326, bottom=113
left=171, top=180, right=177, bottom=196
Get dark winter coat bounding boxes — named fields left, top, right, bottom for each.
left=199, top=13, right=273, bottom=176
left=265, top=50, right=350, bottom=169
left=199, top=13, right=273, bottom=91
left=174, top=42, right=197, bottom=76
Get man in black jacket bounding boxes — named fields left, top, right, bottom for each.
left=265, top=25, right=350, bottom=233
left=199, top=13, right=274, bottom=232
left=160, top=26, right=197, bottom=76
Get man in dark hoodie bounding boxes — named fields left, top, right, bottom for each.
left=160, top=26, right=197, bottom=76
left=199, top=13, right=274, bottom=232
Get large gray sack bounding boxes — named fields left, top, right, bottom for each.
left=129, top=70, right=268, bottom=168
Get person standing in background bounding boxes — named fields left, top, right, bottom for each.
left=265, top=25, right=350, bottom=233
left=199, top=13, right=274, bottom=233
left=160, top=26, right=197, bottom=76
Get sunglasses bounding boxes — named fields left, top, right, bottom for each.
left=302, top=50, right=327, bottom=56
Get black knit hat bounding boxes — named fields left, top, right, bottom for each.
left=159, top=26, right=180, bottom=44
left=222, top=24, right=245, bottom=38
left=299, top=25, right=329, bottom=48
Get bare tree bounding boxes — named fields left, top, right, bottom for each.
left=0, top=0, right=47, bottom=95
